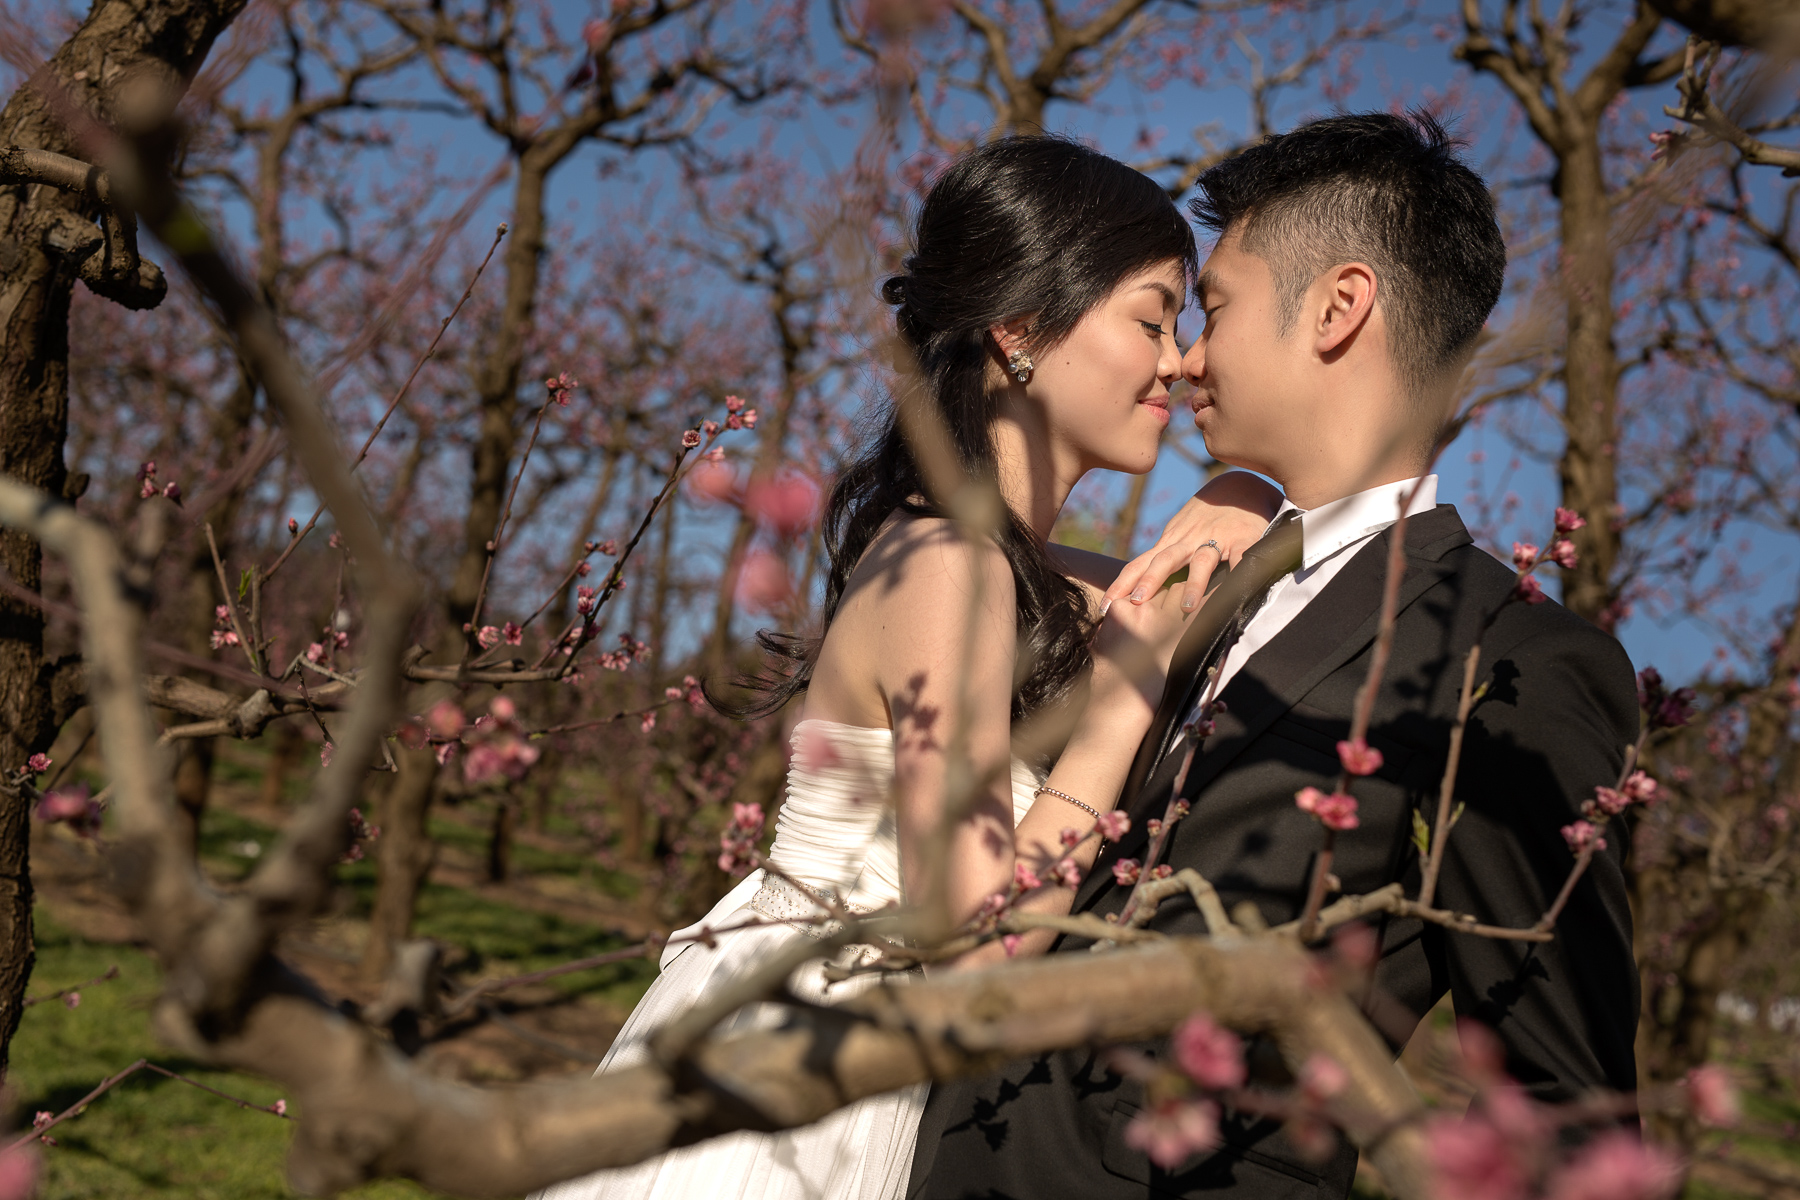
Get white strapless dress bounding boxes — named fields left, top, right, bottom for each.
left=535, top=719, right=1043, bottom=1200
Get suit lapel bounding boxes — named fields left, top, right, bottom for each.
left=1072, top=506, right=1472, bottom=915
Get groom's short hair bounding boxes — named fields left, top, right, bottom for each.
left=1190, top=111, right=1505, bottom=404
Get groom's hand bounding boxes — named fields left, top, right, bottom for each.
left=1103, top=469, right=1284, bottom=616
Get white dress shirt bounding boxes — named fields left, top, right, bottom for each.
left=1198, top=475, right=1438, bottom=708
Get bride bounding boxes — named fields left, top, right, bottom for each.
left=538, top=135, right=1280, bottom=1200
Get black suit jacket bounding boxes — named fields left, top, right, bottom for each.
left=908, top=505, right=1640, bottom=1200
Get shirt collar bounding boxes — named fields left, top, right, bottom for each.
left=1275, top=475, right=1438, bottom=571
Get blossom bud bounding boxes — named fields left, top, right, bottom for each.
left=681, top=430, right=701, bottom=448
left=1111, top=858, right=1141, bottom=886
left=1513, top=575, right=1546, bottom=604
left=1336, top=738, right=1383, bottom=777
left=1554, top=506, right=1587, bottom=533
left=1547, top=539, right=1577, bottom=569
left=1095, top=810, right=1130, bottom=840
left=1511, top=541, right=1539, bottom=570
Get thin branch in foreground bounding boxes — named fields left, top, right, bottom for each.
left=8, top=1057, right=290, bottom=1152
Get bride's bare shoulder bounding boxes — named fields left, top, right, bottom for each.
left=840, top=510, right=1015, bottom=613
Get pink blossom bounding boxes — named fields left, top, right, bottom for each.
left=1001, top=934, right=1022, bottom=956
left=320, top=742, right=334, bottom=768
left=272, top=1099, right=288, bottom=1117
left=736, top=549, right=793, bottom=613
left=1512, top=541, right=1539, bottom=570
left=703, top=419, right=720, bottom=437
left=978, top=892, right=1008, bottom=918
left=63, top=991, right=79, bottom=1010
left=476, top=625, right=501, bottom=649
left=595, top=539, right=618, bottom=556
left=741, top=409, right=758, bottom=429
left=1622, top=770, right=1659, bottom=805
left=1298, top=1053, right=1348, bottom=1102
left=581, top=17, right=610, bottom=47
left=1543, top=1131, right=1681, bottom=1200
left=725, top=394, right=746, bottom=413
left=681, top=429, right=701, bottom=448
left=1547, top=538, right=1578, bottom=569
left=35, top=785, right=101, bottom=836
left=1331, top=922, right=1378, bottom=971
left=210, top=629, right=241, bottom=649
left=1051, top=859, right=1081, bottom=888
left=1561, top=820, right=1606, bottom=854
left=214, top=604, right=231, bottom=624
left=162, top=481, right=181, bottom=503
left=1684, top=1064, right=1739, bottom=1127
left=426, top=700, right=465, bottom=739
left=640, top=711, right=656, bottom=733
left=1112, top=858, right=1142, bottom=886
left=490, top=695, right=517, bottom=722
left=1013, top=861, right=1043, bottom=891
left=791, top=723, right=845, bottom=771
left=502, top=621, right=524, bottom=646
left=1591, top=786, right=1630, bottom=816
left=689, top=459, right=739, bottom=504
left=24, top=754, right=49, bottom=775
left=1058, top=827, right=1082, bottom=848
left=305, top=642, right=326, bottom=663
left=1336, top=738, right=1383, bottom=777
left=717, top=802, right=765, bottom=874
left=1514, top=575, right=1547, bottom=604
left=1295, top=787, right=1359, bottom=831
left=1171, top=1012, right=1246, bottom=1090
left=0, top=1143, right=40, bottom=1200
left=287, top=518, right=299, bottom=535
left=1554, top=507, right=1587, bottom=533
left=1425, top=1114, right=1530, bottom=1200
left=745, top=474, right=820, bottom=537
left=545, top=371, right=578, bottom=405
left=1150, top=863, right=1173, bottom=879
left=1124, top=1097, right=1221, bottom=1168
left=1095, top=809, right=1130, bottom=840
left=576, top=584, right=599, bottom=615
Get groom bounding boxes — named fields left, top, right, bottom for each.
left=907, top=112, right=1640, bottom=1198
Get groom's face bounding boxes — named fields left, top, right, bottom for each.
left=1180, top=229, right=1314, bottom=480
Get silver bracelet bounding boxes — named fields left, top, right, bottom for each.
left=1034, top=784, right=1101, bottom=821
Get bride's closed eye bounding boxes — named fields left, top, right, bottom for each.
left=1140, top=320, right=1167, bottom=338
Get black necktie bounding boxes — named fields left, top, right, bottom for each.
left=1118, top=510, right=1304, bottom=806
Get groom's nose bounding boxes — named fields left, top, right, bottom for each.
left=1181, top=337, right=1206, bottom=394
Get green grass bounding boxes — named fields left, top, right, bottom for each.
left=14, top=910, right=443, bottom=1200
left=16, top=796, right=659, bottom=1198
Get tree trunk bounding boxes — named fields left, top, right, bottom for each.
left=1555, top=134, right=1624, bottom=627
left=0, top=0, right=247, bottom=1076
left=361, top=742, right=437, bottom=983
left=1104, top=470, right=1152, bottom=560
left=486, top=795, right=513, bottom=884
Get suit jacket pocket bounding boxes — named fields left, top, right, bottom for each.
left=1102, top=1100, right=1322, bottom=1198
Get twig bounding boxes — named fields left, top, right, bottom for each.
left=1118, top=741, right=1200, bottom=928
left=261, top=222, right=507, bottom=585
left=465, top=397, right=556, bottom=646
left=22, top=964, right=118, bottom=1007
left=204, top=522, right=261, bottom=676
left=6, top=1057, right=289, bottom=1152
left=1418, top=645, right=1481, bottom=909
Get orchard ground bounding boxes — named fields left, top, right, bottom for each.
left=13, top=735, right=1800, bottom=1199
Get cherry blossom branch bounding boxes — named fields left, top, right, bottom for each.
left=261, top=223, right=508, bottom=585
left=1417, top=644, right=1482, bottom=909
left=204, top=522, right=261, bottom=676
left=7, top=1057, right=289, bottom=1153
left=22, top=964, right=118, bottom=1008
left=465, top=391, right=557, bottom=647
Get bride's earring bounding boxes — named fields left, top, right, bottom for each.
left=1007, top=348, right=1034, bottom=384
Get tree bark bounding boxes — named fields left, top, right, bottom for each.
left=0, top=0, right=247, bottom=1075
left=362, top=742, right=437, bottom=983
left=1555, top=136, right=1624, bottom=626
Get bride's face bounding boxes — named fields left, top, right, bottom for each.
left=1006, top=261, right=1186, bottom=478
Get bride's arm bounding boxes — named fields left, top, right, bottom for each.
left=858, top=519, right=1025, bottom=937
left=955, top=578, right=1194, bottom=967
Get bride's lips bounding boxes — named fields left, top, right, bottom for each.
left=1140, top=395, right=1170, bottom=426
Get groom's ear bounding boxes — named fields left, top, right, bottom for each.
left=1313, top=262, right=1378, bottom=358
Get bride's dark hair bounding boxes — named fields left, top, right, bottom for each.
left=731, top=135, right=1197, bottom=721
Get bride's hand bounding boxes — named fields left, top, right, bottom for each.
left=1087, top=571, right=1195, bottom=725
left=1102, top=471, right=1284, bottom=617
